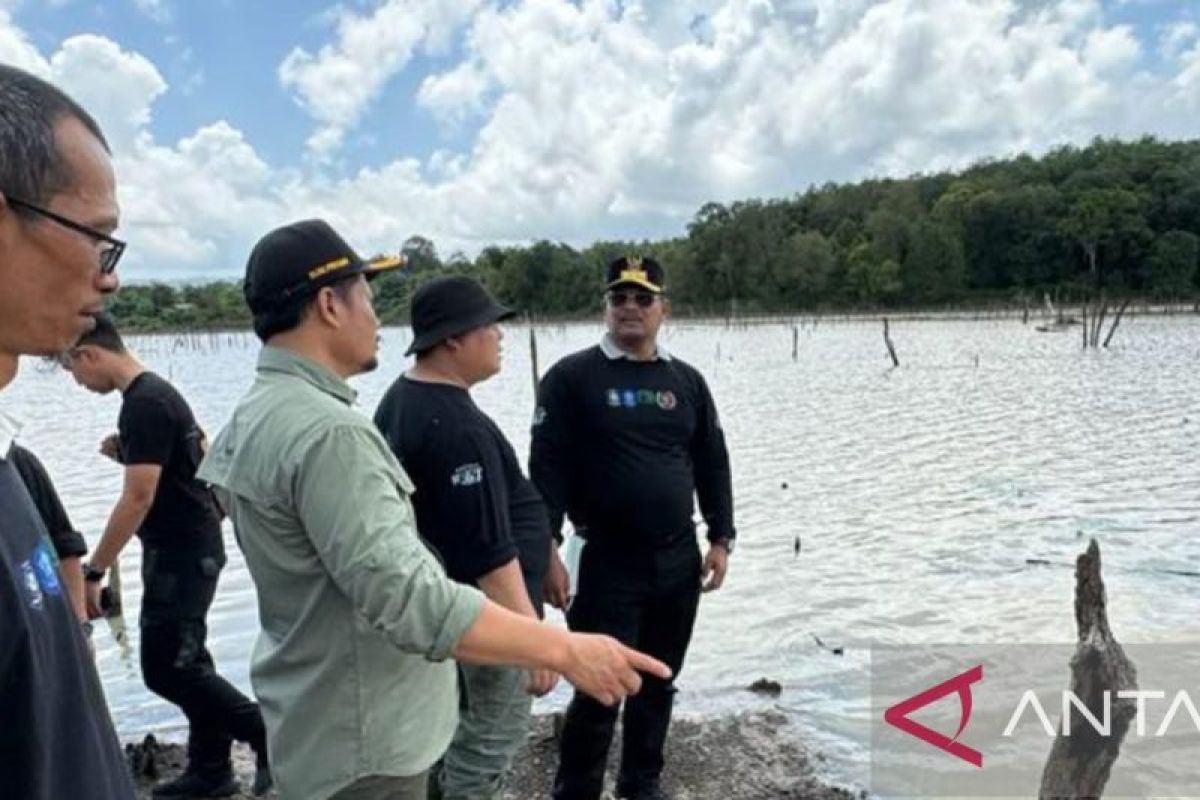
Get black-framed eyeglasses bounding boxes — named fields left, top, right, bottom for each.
left=6, top=196, right=125, bottom=275
left=606, top=289, right=658, bottom=309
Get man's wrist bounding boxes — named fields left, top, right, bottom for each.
left=83, top=562, right=106, bottom=583
left=710, top=537, right=735, bottom=554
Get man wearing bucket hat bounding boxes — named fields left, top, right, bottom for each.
left=531, top=256, right=736, bottom=800
left=199, top=224, right=670, bottom=800
left=374, top=276, right=556, bottom=799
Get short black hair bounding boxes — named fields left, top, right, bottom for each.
left=0, top=64, right=110, bottom=209
left=75, top=312, right=126, bottom=354
left=251, top=276, right=359, bottom=343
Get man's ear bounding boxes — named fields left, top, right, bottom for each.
left=312, top=286, right=342, bottom=327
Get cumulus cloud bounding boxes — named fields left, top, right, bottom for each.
left=278, top=0, right=482, bottom=158
left=2, top=0, right=1199, bottom=280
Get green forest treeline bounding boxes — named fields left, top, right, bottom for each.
left=109, top=136, right=1200, bottom=331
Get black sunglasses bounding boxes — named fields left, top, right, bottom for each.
left=6, top=196, right=125, bottom=275
left=606, top=289, right=658, bottom=308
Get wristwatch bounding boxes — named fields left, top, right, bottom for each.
left=83, top=563, right=106, bottom=583
left=712, top=538, right=735, bottom=555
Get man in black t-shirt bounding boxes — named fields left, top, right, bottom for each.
left=11, top=444, right=90, bottom=623
left=62, top=312, right=271, bottom=798
left=531, top=257, right=736, bottom=800
left=0, top=64, right=134, bottom=800
left=374, top=276, right=557, bottom=800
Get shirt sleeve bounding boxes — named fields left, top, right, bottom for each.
left=689, top=371, right=736, bottom=542
left=422, top=425, right=518, bottom=583
left=119, top=396, right=175, bottom=467
left=529, top=364, right=573, bottom=542
left=9, top=446, right=87, bottom=559
left=294, top=424, right=484, bottom=661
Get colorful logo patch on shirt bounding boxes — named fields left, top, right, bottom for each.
left=20, top=560, right=43, bottom=610
left=451, top=463, right=484, bottom=487
left=32, top=539, right=62, bottom=597
left=605, top=388, right=680, bottom=411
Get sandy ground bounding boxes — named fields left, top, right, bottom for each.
left=130, top=710, right=861, bottom=800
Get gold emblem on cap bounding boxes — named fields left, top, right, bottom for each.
left=626, top=256, right=643, bottom=269
left=308, top=256, right=350, bottom=280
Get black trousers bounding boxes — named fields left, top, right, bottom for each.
left=553, top=539, right=701, bottom=800
left=140, top=547, right=266, bottom=776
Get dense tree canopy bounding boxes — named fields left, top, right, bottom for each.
left=109, top=136, right=1200, bottom=331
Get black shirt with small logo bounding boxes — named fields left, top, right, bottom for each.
left=374, top=377, right=549, bottom=607
left=119, top=372, right=221, bottom=552
left=530, top=345, right=735, bottom=548
left=0, top=454, right=136, bottom=799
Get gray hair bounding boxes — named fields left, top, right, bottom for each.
left=0, top=64, right=109, bottom=208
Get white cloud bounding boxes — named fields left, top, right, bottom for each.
left=278, top=0, right=482, bottom=158
left=2, top=0, right=1200, bottom=281
left=131, top=0, right=171, bottom=25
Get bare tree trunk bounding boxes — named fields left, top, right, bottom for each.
left=1081, top=302, right=1088, bottom=349
left=1102, top=298, right=1132, bottom=349
left=791, top=324, right=799, bottom=362
left=1039, top=541, right=1138, bottom=799
left=1092, top=297, right=1109, bottom=348
left=882, top=317, right=899, bottom=367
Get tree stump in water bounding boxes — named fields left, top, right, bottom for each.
left=1039, top=541, right=1138, bottom=799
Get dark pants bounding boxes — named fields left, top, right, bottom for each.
left=140, top=546, right=266, bottom=777
left=553, top=538, right=702, bottom=800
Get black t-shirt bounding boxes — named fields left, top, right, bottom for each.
left=0, top=454, right=136, bottom=799
left=374, top=376, right=549, bottom=607
left=529, top=346, right=735, bottom=548
left=9, top=444, right=87, bottom=560
left=119, top=372, right=220, bottom=551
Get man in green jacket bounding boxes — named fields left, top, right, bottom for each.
left=198, top=219, right=669, bottom=800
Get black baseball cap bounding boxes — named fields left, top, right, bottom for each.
left=244, top=219, right=403, bottom=313
left=605, top=255, right=664, bottom=293
left=406, top=276, right=517, bottom=356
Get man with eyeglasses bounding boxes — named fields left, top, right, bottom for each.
left=531, top=256, right=736, bottom=800
left=0, top=64, right=135, bottom=799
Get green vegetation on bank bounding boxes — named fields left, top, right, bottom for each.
left=108, top=136, right=1200, bottom=331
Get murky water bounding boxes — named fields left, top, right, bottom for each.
left=6, top=314, right=1199, bottom=793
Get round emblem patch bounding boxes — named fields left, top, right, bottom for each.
left=657, top=391, right=677, bottom=410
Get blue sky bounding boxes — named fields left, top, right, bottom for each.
left=2, top=0, right=1198, bottom=281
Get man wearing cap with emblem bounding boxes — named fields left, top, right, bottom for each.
left=531, top=256, right=736, bottom=800
left=198, top=222, right=672, bottom=800
left=374, top=276, right=556, bottom=800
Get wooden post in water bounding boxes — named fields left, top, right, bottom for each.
left=1039, top=541, right=1137, bottom=799
left=1102, top=298, right=1132, bottom=348
left=791, top=324, right=799, bottom=362
left=528, top=315, right=540, bottom=396
left=882, top=317, right=899, bottom=368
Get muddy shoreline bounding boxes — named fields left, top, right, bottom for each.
left=129, top=710, right=861, bottom=799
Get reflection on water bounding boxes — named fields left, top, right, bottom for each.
left=7, top=316, right=1200, bottom=791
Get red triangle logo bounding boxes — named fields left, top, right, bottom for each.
left=883, top=663, right=984, bottom=767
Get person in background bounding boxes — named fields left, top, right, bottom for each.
left=531, top=256, right=737, bottom=800
left=62, top=312, right=271, bottom=798
left=0, top=63, right=135, bottom=800
left=374, top=276, right=556, bottom=800
left=198, top=219, right=670, bottom=800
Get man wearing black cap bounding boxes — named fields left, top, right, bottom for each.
left=198, top=222, right=671, bottom=800
left=374, top=275, right=556, bottom=800
left=531, top=256, right=736, bottom=800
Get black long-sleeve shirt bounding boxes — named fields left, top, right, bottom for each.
left=9, top=444, right=87, bottom=560
left=529, top=343, right=735, bottom=548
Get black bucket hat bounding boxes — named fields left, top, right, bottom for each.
left=244, top=219, right=403, bottom=313
left=406, top=276, right=516, bottom=356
